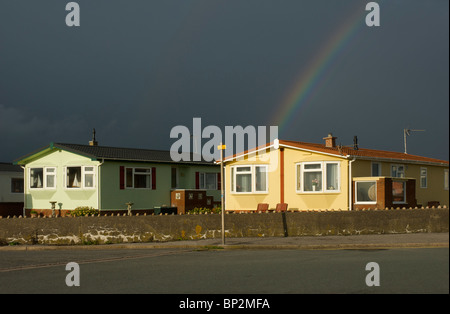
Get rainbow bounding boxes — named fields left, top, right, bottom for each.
left=270, top=5, right=368, bottom=135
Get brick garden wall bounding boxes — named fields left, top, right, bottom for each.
left=0, top=207, right=448, bottom=245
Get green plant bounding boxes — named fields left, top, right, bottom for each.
left=188, top=206, right=221, bottom=214
left=69, top=206, right=99, bottom=217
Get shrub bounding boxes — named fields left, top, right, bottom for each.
left=69, top=206, right=99, bottom=217
left=188, top=206, right=221, bottom=214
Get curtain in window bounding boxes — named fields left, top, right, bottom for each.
left=30, top=168, right=43, bottom=188
left=304, top=172, right=322, bottom=191
left=326, top=163, right=338, bottom=191
left=236, top=173, right=252, bottom=192
left=67, top=167, right=81, bottom=188
left=255, top=166, right=267, bottom=192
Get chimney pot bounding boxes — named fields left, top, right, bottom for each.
left=89, top=128, right=98, bottom=146
left=323, top=133, right=337, bottom=148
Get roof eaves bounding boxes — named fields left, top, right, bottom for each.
left=99, top=157, right=215, bottom=166
left=13, top=143, right=54, bottom=165
left=14, top=143, right=98, bottom=165
left=348, top=154, right=449, bottom=167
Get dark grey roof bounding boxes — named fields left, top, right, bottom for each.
left=55, top=143, right=215, bottom=165
left=0, top=162, right=23, bottom=172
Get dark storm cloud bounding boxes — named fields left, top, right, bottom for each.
left=0, top=0, right=448, bottom=162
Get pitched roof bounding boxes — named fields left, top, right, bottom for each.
left=222, top=139, right=449, bottom=166
left=14, top=143, right=215, bottom=166
left=279, top=140, right=448, bottom=165
left=0, top=162, right=23, bottom=172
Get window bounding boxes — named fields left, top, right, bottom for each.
left=235, top=166, right=252, bottom=192
left=126, top=168, right=152, bottom=189
left=66, top=167, right=81, bottom=188
left=171, top=168, right=178, bottom=189
left=420, top=167, right=427, bottom=188
left=355, top=181, right=377, bottom=204
left=371, top=162, right=381, bottom=176
left=30, top=168, right=43, bottom=189
left=255, top=166, right=267, bottom=192
left=303, top=163, right=322, bottom=192
left=231, top=165, right=268, bottom=193
left=66, top=166, right=95, bottom=189
left=199, top=173, right=217, bottom=190
left=30, top=167, right=56, bottom=189
left=391, top=164, right=405, bottom=178
left=326, top=163, right=339, bottom=191
left=84, top=166, right=95, bottom=188
left=296, top=162, right=340, bottom=193
left=45, top=167, right=56, bottom=188
left=392, top=181, right=406, bottom=203
left=11, top=178, right=24, bottom=193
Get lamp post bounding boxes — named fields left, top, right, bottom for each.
left=218, top=143, right=226, bottom=245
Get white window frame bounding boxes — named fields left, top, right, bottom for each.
left=354, top=180, right=377, bottom=204
left=125, top=167, right=152, bottom=189
left=83, top=166, right=96, bottom=189
left=65, top=166, right=96, bottom=190
left=391, top=164, right=405, bottom=178
left=199, top=172, right=218, bottom=190
left=296, top=161, right=341, bottom=193
left=420, top=167, right=427, bottom=189
left=371, top=162, right=381, bottom=176
left=29, top=167, right=57, bottom=190
left=231, top=165, right=268, bottom=194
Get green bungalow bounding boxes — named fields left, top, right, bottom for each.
left=14, top=140, right=220, bottom=216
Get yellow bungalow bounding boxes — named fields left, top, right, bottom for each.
left=222, top=134, right=449, bottom=211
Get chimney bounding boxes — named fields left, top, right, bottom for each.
left=323, top=133, right=337, bottom=148
left=89, top=128, right=98, bottom=146
left=353, top=136, right=359, bottom=150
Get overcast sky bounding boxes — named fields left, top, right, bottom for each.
left=0, top=0, right=448, bottom=162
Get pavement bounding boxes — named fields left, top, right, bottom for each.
left=1, top=232, right=448, bottom=251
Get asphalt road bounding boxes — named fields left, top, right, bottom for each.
left=0, top=247, right=448, bottom=294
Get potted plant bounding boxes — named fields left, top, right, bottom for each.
left=30, top=210, right=38, bottom=218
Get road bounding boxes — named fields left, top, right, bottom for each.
left=0, top=247, right=448, bottom=295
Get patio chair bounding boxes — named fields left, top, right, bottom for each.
left=275, top=203, right=288, bottom=212
left=256, top=203, right=269, bottom=213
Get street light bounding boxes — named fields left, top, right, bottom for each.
left=217, top=143, right=226, bottom=245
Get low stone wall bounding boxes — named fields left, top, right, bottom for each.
left=0, top=208, right=448, bottom=245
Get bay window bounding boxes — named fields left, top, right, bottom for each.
left=30, top=167, right=56, bottom=189
left=231, top=165, right=268, bottom=193
left=66, top=166, right=96, bottom=189
left=296, top=161, right=340, bottom=193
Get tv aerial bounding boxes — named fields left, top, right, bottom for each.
left=403, top=128, right=425, bottom=154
